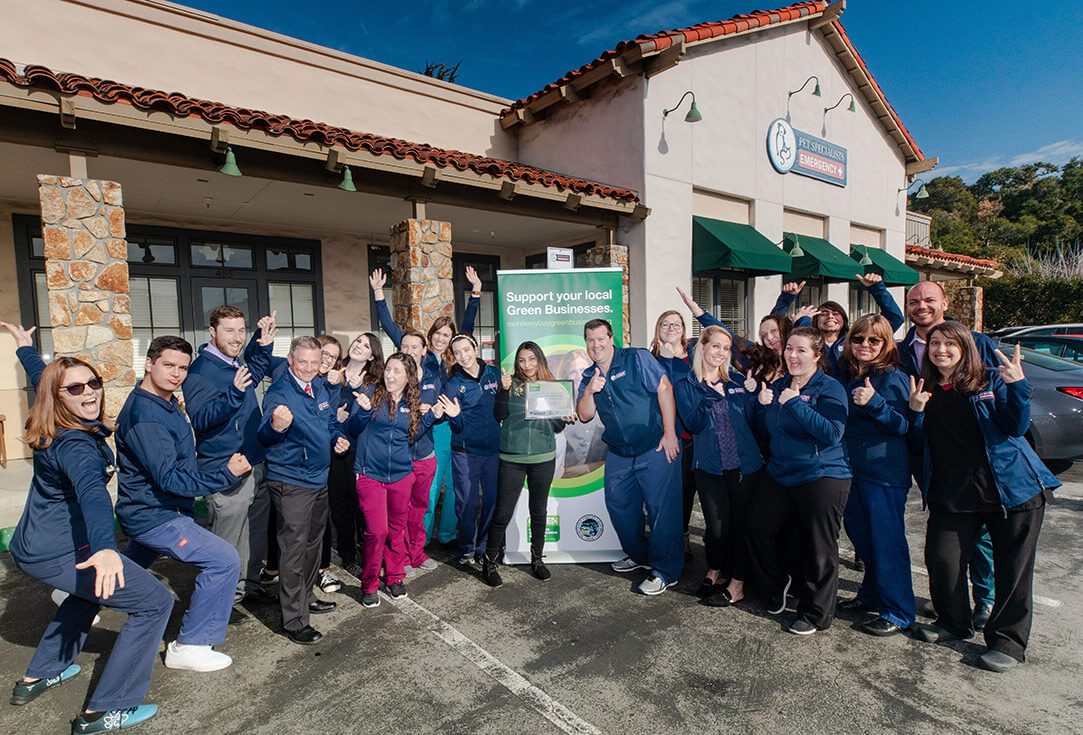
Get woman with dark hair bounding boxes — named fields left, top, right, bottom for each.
left=324, top=333, right=384, bottom=581
left=746, top=327, right=852, bottom=636
left=443, top=334, right=502, bottom=568
left=480, top=342, right=572, bottom=587
left=2, top=322, right=170, bottom=733
left=665, top=326, right=763, bottom=607
left=348, top=353, right=455, bottom=607
left=370, top=267, right=481, bottom=550
left=908, top=323, right=1058, bottom=672
left=836, top=315, right=915, bottom=636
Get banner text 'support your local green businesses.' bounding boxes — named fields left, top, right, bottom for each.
left=496, top=267, right=624, bottom=564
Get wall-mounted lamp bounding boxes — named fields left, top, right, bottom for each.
left=821, top=93, right=855, bottom=133
left=219, top=146, right=242, bottom=177
left=338, top=165, right=357, bottom=192
left=786, top=75, right=820, bottom=121
left=899, top=179, right=929, bottom=199
left=789, top=235, right=805, bottom=258
left=858, top=245, right=874, bottom=266
left=662, top=91, right=702, bottom=123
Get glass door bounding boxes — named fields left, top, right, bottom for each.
left=190, top=277, right=260, bottom=349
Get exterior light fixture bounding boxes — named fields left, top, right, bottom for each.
left=822, top=93, right=855, bottom=130
left=662, top=91, right=702, bottom=123
left=219, top=146, right=242, bottom=177
left=338, top=165, right=357, bottom=192
left=858, top=245, right=873, bottom=266
left=786, top=75, right=820, bottom=120
left=790, top=235, right=805, bottom=258
left=898, top=179, right=929, bottom=199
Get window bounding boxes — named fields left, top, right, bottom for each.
left=453, top=253, right=500, bottom=362
left=790, top=278, right=823, bottom=312
left=849, top=285, right=875, bottom=322
left=691, top=271, right=748, bottom=338
left=13, top=216, right=322, bottom=375
left=367, top=245, right=398, bottom=356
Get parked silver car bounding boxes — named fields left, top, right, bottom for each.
left=1011, top=346, right=1083, bottom=471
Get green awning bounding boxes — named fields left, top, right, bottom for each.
left=850, top=245, right=920, bottom=286
left=692, top=217, right=792, bottom=275
left=783, top=232, right=860, bottom=282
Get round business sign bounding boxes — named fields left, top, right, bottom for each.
left=766, top=117, right=797, bottom=174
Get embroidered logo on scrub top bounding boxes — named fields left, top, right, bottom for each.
left=610, top=370, right=626, bottom=381
left=319, top=401, right=330, bottom=411
left=483, top=381, right=498, bottom=392
left=800, top=395, right=811, bottom=402
left=978, top=391, right=995, bottom=401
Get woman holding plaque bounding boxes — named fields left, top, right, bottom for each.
left=480, top=342, right=572, bottom=587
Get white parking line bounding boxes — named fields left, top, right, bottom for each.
left=838, top=550, right=1063, bottom=607
left=392, top=595, right=601, bottom=735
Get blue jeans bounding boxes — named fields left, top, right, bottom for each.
left=604, top=447, right=684, bottom=584
left=125, top=515, right=240, bottom=646
left=424, top=423, right=459, bottom=544
left=450, top=450, right=498, bottom=558
left=843, top=479, right=916, bottom=628
left=13, top=549, right=173, bottom=712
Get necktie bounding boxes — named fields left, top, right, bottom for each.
left=304, top=384, right=313, bottom=397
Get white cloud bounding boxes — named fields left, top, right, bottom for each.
left=577, top=0, right=692, bottom=47
left=933, top=138, right=1083, bottom=181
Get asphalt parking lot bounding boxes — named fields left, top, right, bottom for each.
left=2, top=466, right=1081, bottom=735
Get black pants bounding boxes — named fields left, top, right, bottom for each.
left=695, top=468, right=759, bottom=579
left=269, top=481, right=328, bottom=633
left=925, top=503, right=1045, bottom=661
left=746, top=475, right=851, bottom=629
left=322, top=450, right=363, bottom=568
left=681, top=438, right=696, bottom=533
left=486, top=458, right=556, bottom=558
left=266, top=504, right=280, bottom=571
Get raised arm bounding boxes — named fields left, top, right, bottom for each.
left=857, top=274, right=905, bottom=332
left=460, top=266, right=482, bottom=337
left=370, top=268, right=404, bottom=348
left=3, top=322, right=44, bottom=389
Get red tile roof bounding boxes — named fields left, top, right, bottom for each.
left=905, top=244, right=998, bottom=269
left=504, top=1, right=924, bottom=161
left=0, top=58, right=640, bottom=204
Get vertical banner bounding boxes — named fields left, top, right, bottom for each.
left=497, top=267, right=624, bottom=564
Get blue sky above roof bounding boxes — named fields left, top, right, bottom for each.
left=181, top=0, right=1083, bottom=182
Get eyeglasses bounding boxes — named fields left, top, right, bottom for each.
left=850, top=335, right=883, bottom=346
left=61, top=377, right=104, bottom=395
left=660, top=322, right=683, bottom=330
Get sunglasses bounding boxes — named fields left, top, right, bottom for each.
left=850, top=335, right=883, bottom=346
left=61, top=377, right=104, bottom=395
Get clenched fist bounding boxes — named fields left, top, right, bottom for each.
left=334, top=437, right=350, bottom=455
left=228, top=453, right=252, bottom=476
left=271, top=405, right=293, bottom=432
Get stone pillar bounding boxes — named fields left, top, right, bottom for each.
left=947, top=283, right=984, bottom=332
left=38, top=175, right=134, bottom=420
left=388, top=219, right=454, bottom=330
left=583, top=242, right=630, bottom=345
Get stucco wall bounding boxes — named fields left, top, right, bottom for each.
left=1, top=0, right=517, bottom=160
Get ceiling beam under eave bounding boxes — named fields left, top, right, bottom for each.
left=644, top=39, right=686, bottom=78
left=906, top=157, right=939, bottom=176
left=810, top=0, right=846, bottom=30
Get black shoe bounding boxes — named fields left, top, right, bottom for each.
left=978, top=649, right=1018, bottom=673
left=694, top=578, right=716, bottom=598
left=342, top=561, right=364, bottom=580
left=241, top=587, right=278, bottom=605
left=767, top=576, right=791, bottom=615
left=853, top=555, right=865, bottom=572
left=861, top=616, right=909, bottom=637
left=919, top=600, right=937, bottom=619
left=308, top=599, right=337, bottom=614
left=228, top=608, right=249, bottom=626
left=386, top=582, right=408, bottom=600
left=787, top=618, right=817, bottom=636
left=838, top=596, right=876, bottom=613
left=284, top=625, right=322, bottom=645
left=972, top=604, right=992, bottom=632
left=481, top=556, right=503, bottom=588
left=10, top=664, right=81, bottom=705
left=701, top=586, right=734, bottom=608
left=530, top=553, right=551, bottom=582
left=912, top=623, right=967, bottom=644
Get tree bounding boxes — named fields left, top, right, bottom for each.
left=421, top=61, right=463, bottom=84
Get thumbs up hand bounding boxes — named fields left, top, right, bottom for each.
left=779, top=384, right=801, bottom=405
left=757, top=382, right=775, bottom=406
left=852, top=376, right=876, bottom=407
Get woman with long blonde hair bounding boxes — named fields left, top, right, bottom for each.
left=2, top=321, right=170, bottom=732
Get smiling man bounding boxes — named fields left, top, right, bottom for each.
left=576, top=319, right=683, bottom=596
left=115, top=336, right=252, bottom=673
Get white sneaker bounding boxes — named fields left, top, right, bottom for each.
left=318, top=570, right=342, bottom=593
left=611, top=557, right=650, bottom=573
left=637, top=575, right=677, bottom=596
left=164, top=641, right=233, bottom=672
left=418, top=558, right=439, bottom=571
left=51, top=589, right=102, bottom=626
left=404, top=565, right=418, bottom=579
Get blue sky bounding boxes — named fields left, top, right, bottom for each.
left=183, top=0, right=1083, bottom=182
